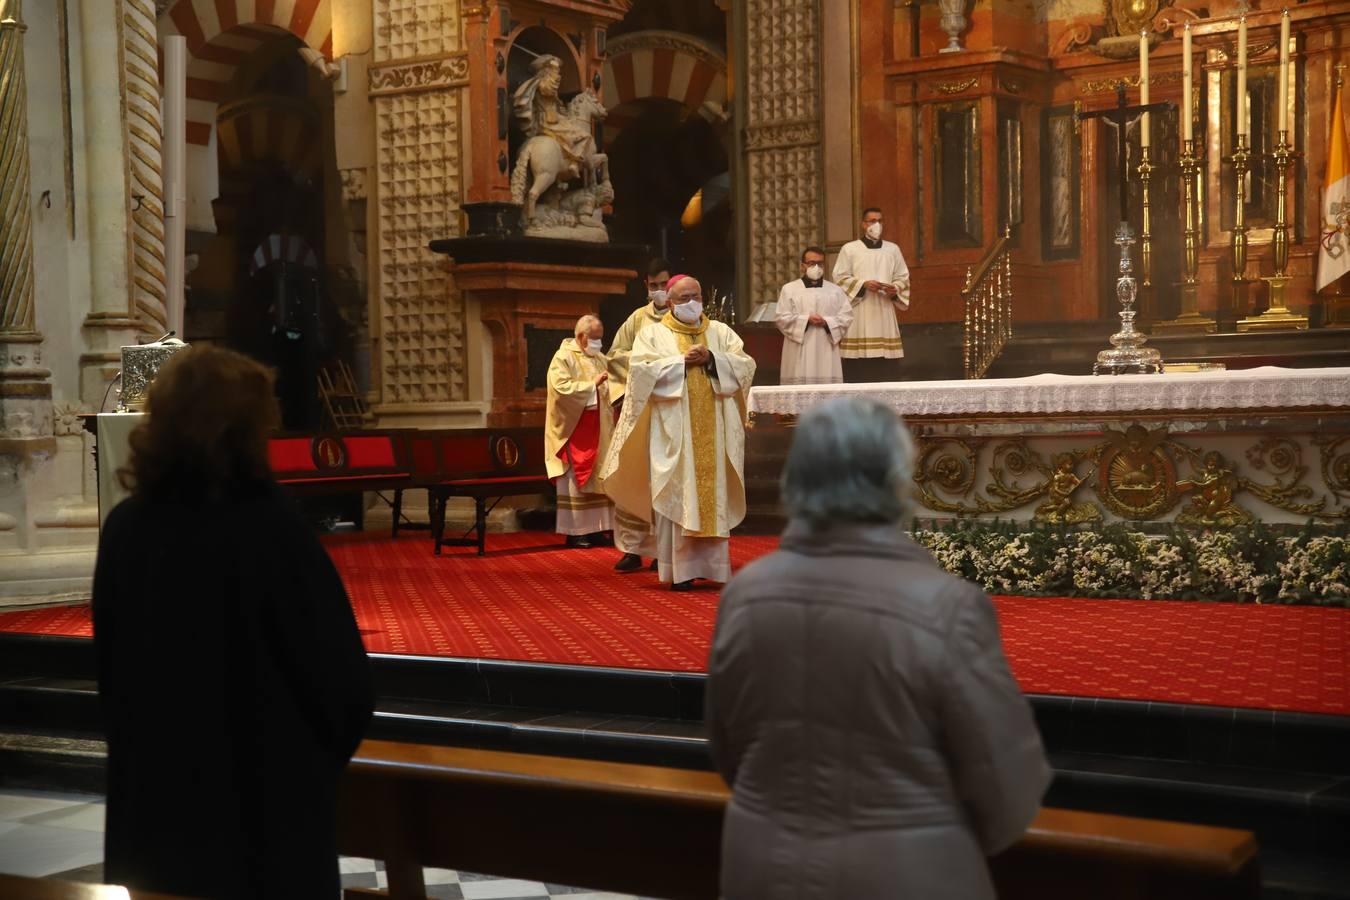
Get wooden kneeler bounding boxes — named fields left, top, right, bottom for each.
left=337, top=740, right=1260, bottom=900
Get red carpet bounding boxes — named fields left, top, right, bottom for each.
left=1, top=531, right=1347, bottom=715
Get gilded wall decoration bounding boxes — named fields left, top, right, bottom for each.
left=1080, top=71, right=1183, bottom=94
left=368, top=55, right=471, bottom=96
left=932, top=77, right=980, bottom=96
left=909, top=424, right=1350, bottom=524
left=743, top=0, right=823, bottom=307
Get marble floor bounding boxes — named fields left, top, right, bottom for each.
left=0, top=788, right=644, bottom=899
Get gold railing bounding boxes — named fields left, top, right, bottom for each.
left=961, top=224, right=1015, bottom=379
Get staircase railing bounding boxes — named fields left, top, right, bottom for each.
left=962, top=224, right=1015, bottom=379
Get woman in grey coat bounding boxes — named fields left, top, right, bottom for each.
left=706, top=397, right=1051, bottom=899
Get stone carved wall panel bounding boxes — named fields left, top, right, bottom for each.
left=744, top=0, right=824, bottom=307
left=372, top=0, right=468, bottom=408
left=375, top=0, right=461, bottom=62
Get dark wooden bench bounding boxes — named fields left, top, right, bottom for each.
left=397, top=428, right=553, bottom=556
left=338, top=740, right=1261, bottom=900
left=0, top=873, right=188, bottom=900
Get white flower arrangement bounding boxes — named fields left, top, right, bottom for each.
left=908, top=524, right=1349, bottom=606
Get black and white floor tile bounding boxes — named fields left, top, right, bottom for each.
left=0, top=788, right=645, bottom=899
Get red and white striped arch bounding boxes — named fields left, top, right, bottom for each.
left=158, top=0, right=333, bottom=146
left=601, top=31, right=727, bottom=144
left=249, top=233, right=318, bottom=277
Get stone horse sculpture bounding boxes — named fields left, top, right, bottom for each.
left=510, top=55, right=612, bottom=241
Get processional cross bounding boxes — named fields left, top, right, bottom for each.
left=1077, top=83, right=1172, bottom=375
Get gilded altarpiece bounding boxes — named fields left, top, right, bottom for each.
left=371, top=0, right=470, bottom=409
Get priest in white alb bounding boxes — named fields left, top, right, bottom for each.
left=599, top=275, right=756, bottom=591
left=545, top=315, right=614, bottom=548
left=833, top=206, right=911, bottom=382
left=775, top=245, right=853, bottom=385
left=604, top=259, right=671, bottom=572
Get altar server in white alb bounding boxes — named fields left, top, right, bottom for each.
left=605, top=259, right=670, bottom=572
left=600, top=275, right=756, bottom=591
left=775, top=246, right=853, bottom=385
left=833, top=207, right=911, bottom=378
left=545, top=315, right=614, bottom=547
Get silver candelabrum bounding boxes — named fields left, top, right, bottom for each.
left=1093, top=222, right=1164, bottom=375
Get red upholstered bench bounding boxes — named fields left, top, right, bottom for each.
left=397, top=428, right=553, bottom=557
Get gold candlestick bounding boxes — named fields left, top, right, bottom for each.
left=1226, top=133, right=1252, bottom=326
left=1239, top=130, right=1308, bottom=331
left=1155, top=138, right=1215, bottom=334
left=1138, top=147, right=1153, bottom=290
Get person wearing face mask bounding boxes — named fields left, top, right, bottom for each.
left=545, top=315, right=615, bottom=548
left=833, top=207, right=911, bottom=382
left=604, top=258, right=671, bottom=571
left=774, top=246, right=854, bottom=385
left=599, top=275, right=756, bottom=591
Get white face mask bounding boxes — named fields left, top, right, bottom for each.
left=586, top=338, right=603, bottom=355
left=648, top=289, right=668, bottom=307
left=865, top=222, right=883, bottom=240
left=673, top=300, right=703, bottom=324
left=805, top=264, right=824, bottom=281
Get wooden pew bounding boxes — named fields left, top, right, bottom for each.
left=0, top=873, right=187, bottom=900
left=338, top=740, right=1261, bottom=900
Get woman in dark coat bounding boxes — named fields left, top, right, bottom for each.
left=93, top=345, right=374, bottom=899
left=706, top=396, right=1051, bottom=900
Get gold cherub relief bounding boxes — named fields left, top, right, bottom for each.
left=1175, top=450, right=1255, bottom=526
left=1033, top=453, right=1103, bottom=524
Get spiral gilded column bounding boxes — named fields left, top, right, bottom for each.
left=0, top=0, right=37, bottom=339
left=122, top=0, right=168, bottom=334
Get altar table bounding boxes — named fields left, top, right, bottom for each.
left=744, top=368, right=1350, bottom=526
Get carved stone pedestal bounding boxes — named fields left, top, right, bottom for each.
left=431, top=239, right=639, bottom=428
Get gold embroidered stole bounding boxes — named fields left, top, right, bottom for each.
left=662, top=312, right=718, bottom=538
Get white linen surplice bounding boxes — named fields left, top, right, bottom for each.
left=775, top=278, right=853, bottom=385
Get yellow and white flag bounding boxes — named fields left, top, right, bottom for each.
left=1318, top=80, right=1350, bottom=292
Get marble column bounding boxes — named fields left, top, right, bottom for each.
left=0, top=0, right=53, bottom=414
left=76, top=0, right=141, bottom=409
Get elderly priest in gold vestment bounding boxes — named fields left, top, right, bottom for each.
left=600, top=276, right=756, bottom=591
left=546, top=315, right=614, bottom=547
left=604, top=259, right=671, bottom=571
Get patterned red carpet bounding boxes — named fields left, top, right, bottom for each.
left=1, top=531, right=1346, bottom=715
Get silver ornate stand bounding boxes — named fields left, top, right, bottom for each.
left=1093, top=222, right=1164, bottom=375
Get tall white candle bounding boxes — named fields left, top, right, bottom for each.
left=1236, top=13, right=1248, bottom=137
left=1183, top=22, right=1193, bottom=141
left=1139, top=30, right=1151, bottom=148
left=1278, top=8, right=1290, bottom=135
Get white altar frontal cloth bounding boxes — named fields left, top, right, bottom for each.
left=747, top=367, right=1350, bottom=418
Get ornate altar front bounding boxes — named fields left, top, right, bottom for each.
left=745, top=368, right=1350, bottom=527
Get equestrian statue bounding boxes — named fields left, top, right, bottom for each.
left=510, top=54, right=612, bottom=242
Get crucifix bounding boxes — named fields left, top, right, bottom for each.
left=1077, top=83, right=1172, bottom=375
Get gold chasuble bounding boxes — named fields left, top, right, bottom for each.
left=662, top=312, right=719, bottom=536
left=598, top=314, right=757, bottom=540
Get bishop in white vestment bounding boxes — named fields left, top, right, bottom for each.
left=833, top=209, right=911, bottom=361
left=775, top=248, right=853, bottom=385
left=545, top=316, right=614, bottom=543
left=600, top=276, right=756, bottom=590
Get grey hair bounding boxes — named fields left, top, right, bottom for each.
left=574, top=314, right=600, bottom=335
left=781, top=396, right=915, bottom=529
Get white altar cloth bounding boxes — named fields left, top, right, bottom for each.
left=95, top=412, right=145, bottom=526
left=747, top=367, right=1350, bottom=418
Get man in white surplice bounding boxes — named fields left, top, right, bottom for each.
left=833, top=206, right=911, bottom=382
left=599, top=275, right=756, bottom=591
left=775, top=246, right=853, bottom=385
